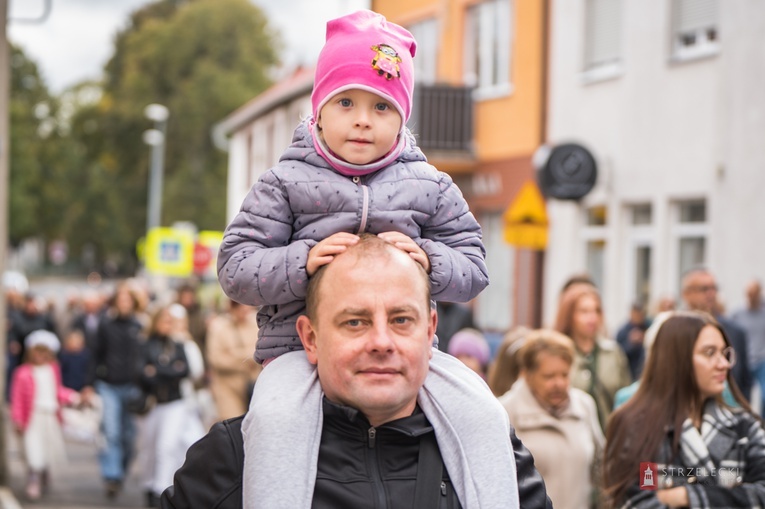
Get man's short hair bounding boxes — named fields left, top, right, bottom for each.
left=681, top=266, right=712, bottom=292
left=304, top=233, right=431, bottom=320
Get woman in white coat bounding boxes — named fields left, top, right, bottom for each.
left=499, top=329, right=604, bottom=509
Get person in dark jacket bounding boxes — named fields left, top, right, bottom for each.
left=81, top=283, right=144, bottom=500
left=137, top=305, right=204, bottom=508
left=163, top=234, right=551, bottom=508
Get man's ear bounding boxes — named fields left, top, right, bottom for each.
left=297, top=315, right=319, bottom=365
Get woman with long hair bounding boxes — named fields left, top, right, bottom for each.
left=554, top=283, right=630, bottom=430
left=603, top=311, right=765, bottom=508
left=136, top=305, right=204, bottom=507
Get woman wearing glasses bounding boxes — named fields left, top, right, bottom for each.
left=603, top=311, right=765, bottom=508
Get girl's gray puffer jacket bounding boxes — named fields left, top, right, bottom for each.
left=217, top=119, right=488, bottom=363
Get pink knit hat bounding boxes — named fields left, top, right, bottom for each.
left=311, top=10, right=417, bottom=124
left=448, top=328, right=491, bottom=367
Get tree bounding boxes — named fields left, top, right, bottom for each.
left=7, top=43, right=82, bottom=251
left=76, top=0, right=280, bottom=269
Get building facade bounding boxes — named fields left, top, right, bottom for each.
left=544, top=0, right=765, bottom=330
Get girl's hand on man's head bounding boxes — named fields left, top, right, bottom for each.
left=377, top=231, right=431, bottom=274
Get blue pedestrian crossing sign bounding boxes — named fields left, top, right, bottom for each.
left=145, top=227, right=195, bottom=276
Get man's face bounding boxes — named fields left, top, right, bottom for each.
left=297, top=249, right=435, bottom=427
left=683, top=272, right=718, bottom=314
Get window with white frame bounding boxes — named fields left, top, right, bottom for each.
left=463, top=0, right=512, bottom=99
left=408, top=18, right=438, bottom=85
left=628, top=203, right=653, bottom=306
left=673, top=199, right=708, bottom=293
left=583, top=205, right=608, bottom=291
left=583, top=0, right=623, bottom=74
left=671, top=0, right=719, bottom=61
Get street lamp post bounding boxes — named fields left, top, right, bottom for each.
left=143, top=103, right=169, bottom=234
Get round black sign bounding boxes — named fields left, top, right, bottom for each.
left=536, top=143, right=597, bottom=200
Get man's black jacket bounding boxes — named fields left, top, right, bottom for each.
left=161, top=405, right=552, bottom=508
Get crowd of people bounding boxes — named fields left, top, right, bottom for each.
left=5, top=8, right=765, bottom=509
left=4, top=277, right=261, bottom=505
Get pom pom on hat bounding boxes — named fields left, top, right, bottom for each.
left=25, top=329, right=60, bottom=353
left=311, top=10, right=416, bottom=124
left=448, top=328, right=490, bottom=367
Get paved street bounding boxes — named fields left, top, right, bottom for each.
left=1, top=415, right=147, bottom=509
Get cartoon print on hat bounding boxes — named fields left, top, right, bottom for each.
left=371, top=44, right=402, bottom=80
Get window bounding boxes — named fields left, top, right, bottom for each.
left=628, top=203, right=653, bottom=306
left=586, top=240, right=606, bottom=292
left=631, top=203, right=652, bottom=226
left=671, top=0, right=719, bottom=61
left=586, top=205, right=608, bottom=226
left=464, top=0, right=512, bottom=99
left=583, top=205, right=608, bottom=292
left=673, top=199, right=708, bottom=293
left=679, top=200, right=706, bottom=223
left=408, top=18, right=438, bottom=85
left=634, top=245, right=652, bottom=306
left=583, top=0, right=623, bottom=76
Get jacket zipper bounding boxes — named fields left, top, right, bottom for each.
left=366, top=426, right=386, bottom=509
left=353, top=176, right=369, bottom=233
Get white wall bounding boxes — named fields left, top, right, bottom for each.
left=543, top=0, right=764, bottom=331
left=225, top=95, right=312, bottom=223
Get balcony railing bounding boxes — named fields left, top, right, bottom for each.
left=408, top=84, right=474, bottom=154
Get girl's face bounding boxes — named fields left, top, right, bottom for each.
left=318, top=88, right=402, bottom=165
left=28, top=346, right=53, bottom=365
left=693, top=325, right=733, bottom=400
left=571, top=294, right=601, bottom=340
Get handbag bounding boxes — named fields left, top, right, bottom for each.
left=62, top=395, right=103, bottom=446
left=126, top=385, right=156, bottom=415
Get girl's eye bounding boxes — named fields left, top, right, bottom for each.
left=375, top=103, right=389, bottom=111
left=339, top=98, right=352, bottom=107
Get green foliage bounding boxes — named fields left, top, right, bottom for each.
left=11, top=0, right=280, bottom=271
left=94, top=0, right=280, bottom=261
left=8, top=44, right=59, bottom=245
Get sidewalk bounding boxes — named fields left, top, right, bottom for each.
left=2, top=416, right=147, bottom=509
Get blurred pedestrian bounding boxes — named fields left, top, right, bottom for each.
left=7, top=293, right=57, bottom=391
left=603, top=311, right=765, bottom=508
left=615, top=301, right=651, bottom=380
left=205, top=299, right=261, bottom=421
left=732, top=279, right=765, bottom=415
left=10, top=330, right=80, bottom=501
left=447, top=327, right=490, bottom=378
left=682, top=267, right=752, bottom=399
left=176, top=282, right=208, bottom=358
left=81, top=283, right=144, bottom=499
left=137, top=306, right=204, bottom=507
left=554, top=283, right=630, bottom=430
left=500, top=329, right=603, bottom=509
left=435, top=301, right=475, bottom=353
left=487, top=326, right=530, bottom=396
left=59, top=329, right=91, bottom=391
left=69, top=289, right=105, bottom=353
left=167, top=303, right=212, bottom=424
